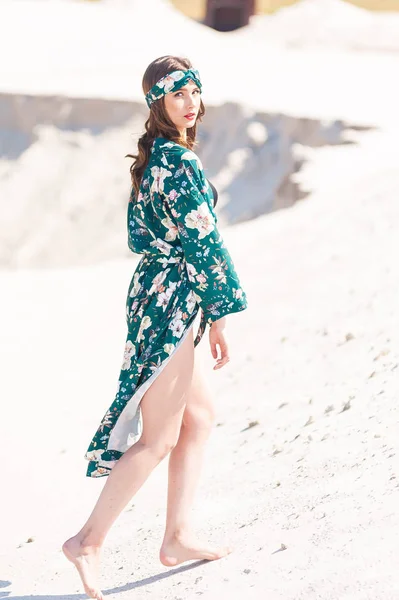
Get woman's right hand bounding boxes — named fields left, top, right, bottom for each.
left=209, top=317, right=230, bottom=370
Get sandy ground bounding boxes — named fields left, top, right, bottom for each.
left=2, top=125, right=399, bottom=598
left=1, top=0, right=399, bottom=598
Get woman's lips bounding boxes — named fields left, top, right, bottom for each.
left=184, top=113, right=196, bottom=120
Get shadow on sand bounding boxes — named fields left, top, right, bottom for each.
left=3, top=559, right=208, bottom=599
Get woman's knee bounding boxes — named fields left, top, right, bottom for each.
left=138, top=432, right=180, bottom=462
left=182, top=400, right=216, bottom=437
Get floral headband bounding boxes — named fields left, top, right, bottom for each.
left=145, top=68, right=202, bottom=108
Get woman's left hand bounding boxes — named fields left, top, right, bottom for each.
left=209, top=319, right=230, bottom=370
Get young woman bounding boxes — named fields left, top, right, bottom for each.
left=62, top=55, right=248, bottom=600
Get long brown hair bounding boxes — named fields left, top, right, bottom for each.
left=126, top=55, right=206, bottom=197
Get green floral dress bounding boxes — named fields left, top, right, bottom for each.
left=85, top=137, right=248, bottom=477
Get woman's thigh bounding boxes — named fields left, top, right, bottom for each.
left=181, top=349, right=216, bottom=434
left=139, top=326, right=195, bottom=446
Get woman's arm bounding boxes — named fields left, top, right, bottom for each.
left=159, top=147, right=248, bottom=327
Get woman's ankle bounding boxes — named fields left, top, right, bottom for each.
left=75, top=528, right=105, bottom=549
left=163, top=525, right=190, bottom=543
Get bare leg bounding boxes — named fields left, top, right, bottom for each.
left=160, top=353, right=233, bottom=566
left=62, top=328, right=194, bottom=599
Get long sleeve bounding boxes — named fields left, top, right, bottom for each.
left=159, top=146, right=248, bottom=325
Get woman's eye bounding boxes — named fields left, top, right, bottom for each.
left=174, top=89, right=200, bottom=97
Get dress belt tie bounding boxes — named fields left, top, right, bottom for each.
left=142, top=239, right=207, bottom=348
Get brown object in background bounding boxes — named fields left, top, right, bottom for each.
left=205, top=0, right=255, bottom=31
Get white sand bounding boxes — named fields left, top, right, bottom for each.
left=1, top=0, right=399, bottom=598
left=243, top=0, right=399, bottom=53
left=0, top=0, right=398, bottom=123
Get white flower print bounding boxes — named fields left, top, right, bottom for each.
left=169, top=309, right=185, bottom=338
left=149, top=356, right=164, bottom=374
left=90, top=468, right=104, bottom=477
left=122, top=340, right=136, bottom=370
left=170, top=317, right=185, bottom=338
left=150, top=166, right=172, bottom=194
left=171, top=207, right=180, bottom=219
left=185, top=290, right=197, bottom=314
left=160, top=141, right=175, bottom=150
left=99, top=409, right=114, bottom=432
left=193, top=291, right=202, bottom=304
left=96, top=466, right=112, bottom=476
left=185, top=202, right=215, bottom=239
left=158, top=71, right=186, bottom=92
left=196, top=276, right=208, bottom=292
left=125, top=340, right=135, bottom=357
left=163, top=78, right=178, bottom=93
left=158, top=257, right=171, bottom=269
left=210, top=257, right=227, bottom=285
left=163, top=343, right=175, bottom=356
left=157, top=280, right=178, bottom=309
left=166, top=281, right=178, bottom=296
left=85, top=449, right=104, bottom=461
left=148, top=269, right=169, bottom=295
left=186, top=262, right=198, bottom=282
left=137, top=315, right=152, bottom=343
left=181, top=151, right=203, bottom=169
left=129, top=272, right=142, bottom=297
left=196, top=273, right=207, bottom=284
left=161, top=215, right=178, bottom=241
left=150, top=237, right=173, bottom=256
left=156, top=291, right=171, bottom=311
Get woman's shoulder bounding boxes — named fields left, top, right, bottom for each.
left=153, top=137, right=203, bottom=171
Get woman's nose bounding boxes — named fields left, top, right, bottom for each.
left=186, top=94, right=196, bottom=109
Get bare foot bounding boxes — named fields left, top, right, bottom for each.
left=62, top=536, right=104, bottom=599
left=159, top=532, right=233, bottom=567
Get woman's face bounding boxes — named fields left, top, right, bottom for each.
left=164, top=80, right=201, bottom=134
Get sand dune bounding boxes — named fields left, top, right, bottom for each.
left=2, top=0, right=399, bottom=267
left=244, top=0, right=399, bottom=52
